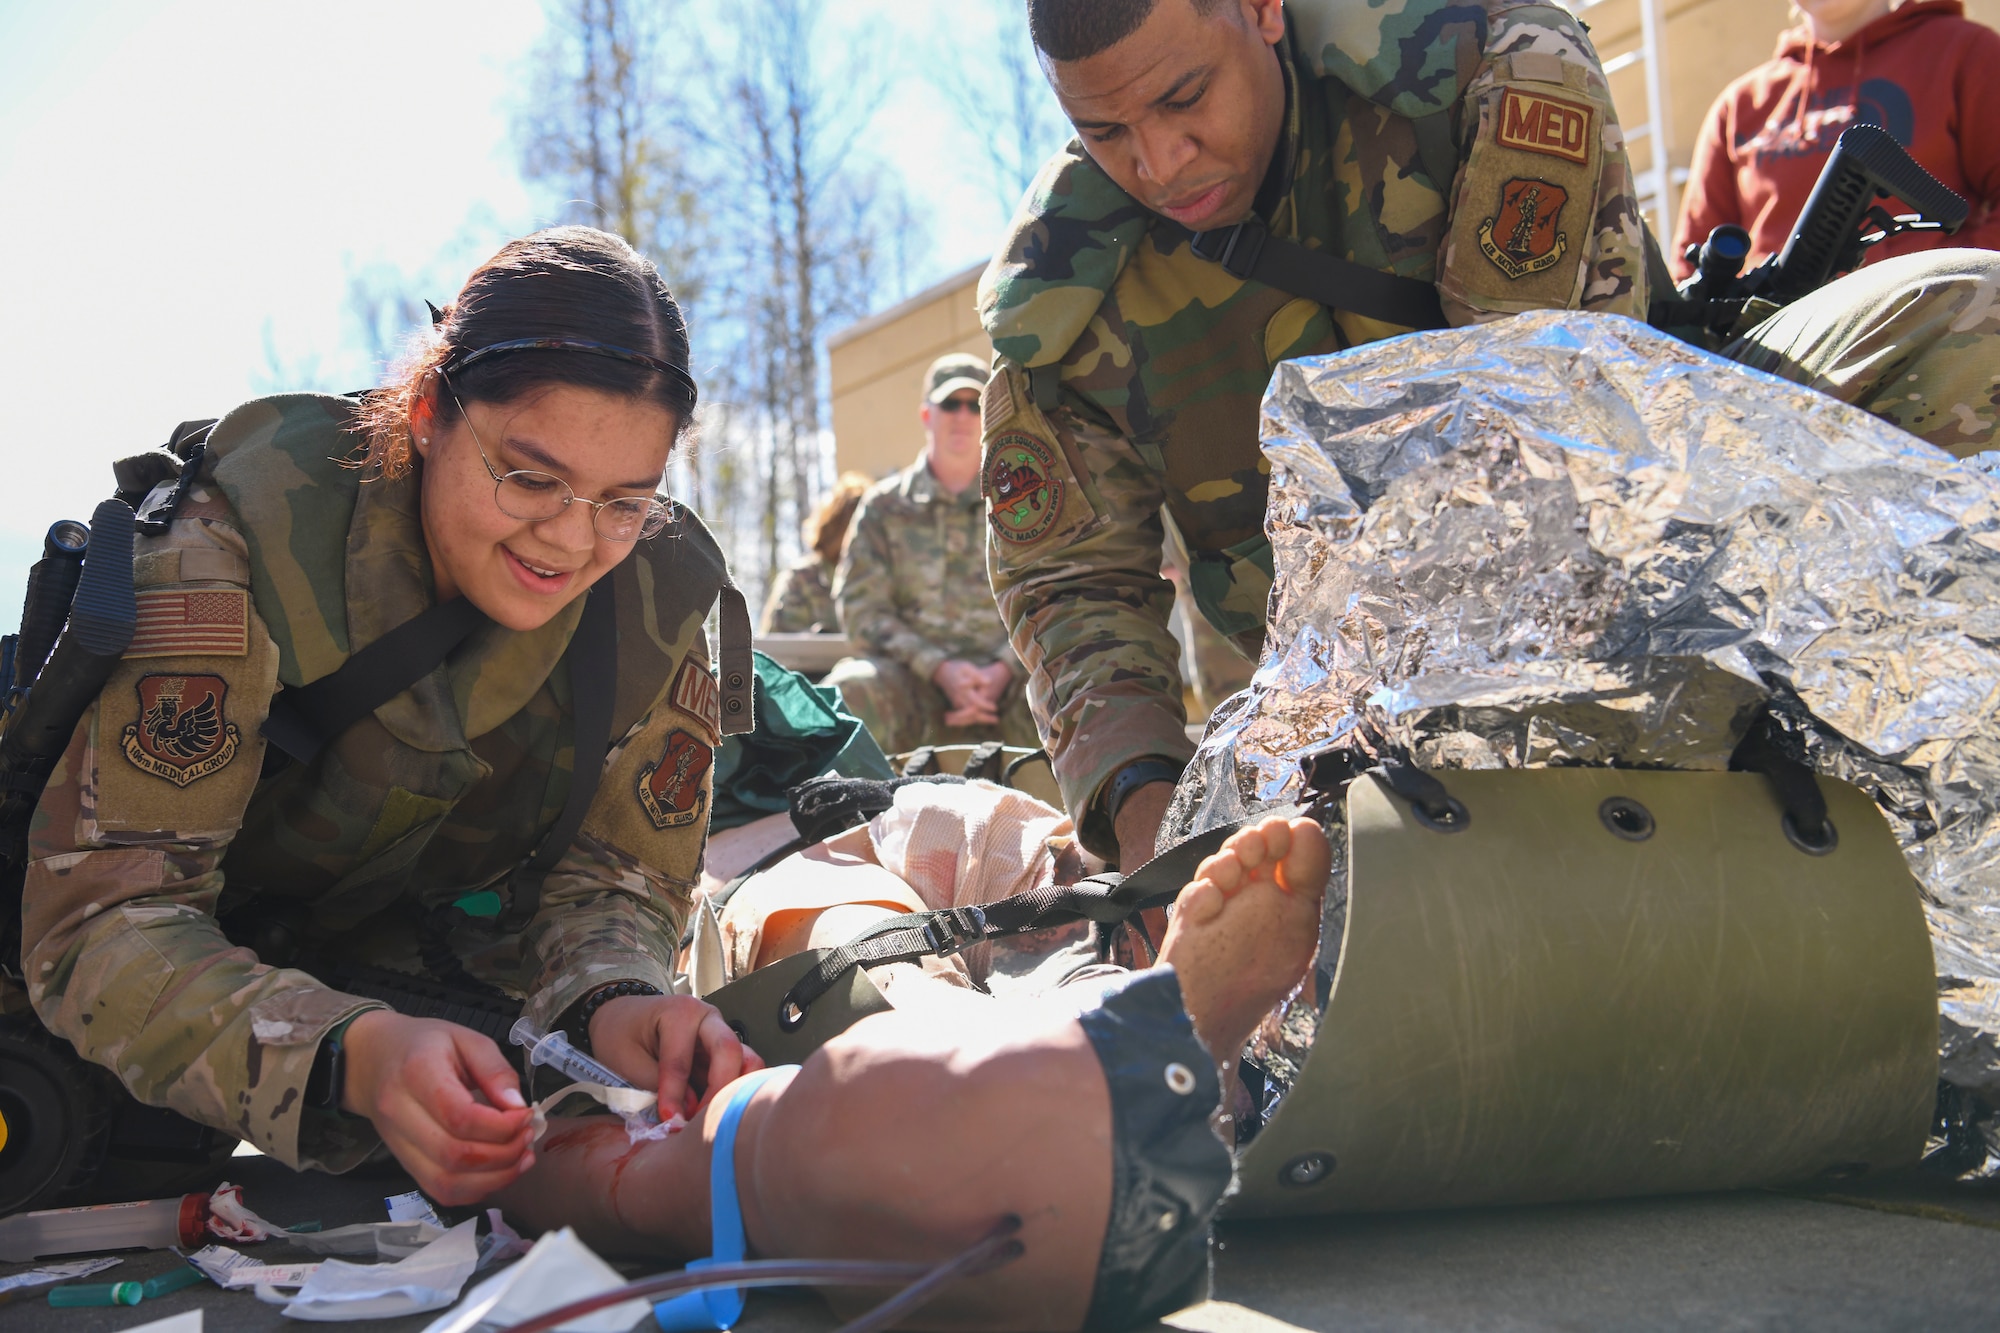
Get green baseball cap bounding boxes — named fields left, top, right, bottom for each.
left=925, top=352, right=989, bottom=404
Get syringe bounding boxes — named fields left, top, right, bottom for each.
left=510, top=1017, right=643, bottom=1096
left=509, top=1016, right=686, bottom=1140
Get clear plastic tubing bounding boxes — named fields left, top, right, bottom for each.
left=0, top=1194, right=209, bottom=1263
left=509, top=1016, right=636, bottom=1091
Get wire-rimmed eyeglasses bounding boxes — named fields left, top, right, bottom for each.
left=450, top=391, right=674, bottom=543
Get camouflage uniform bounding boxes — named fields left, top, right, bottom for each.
left=1728, top=248, right=2000, bottom=457
left=980, top=0, right=1649, bottom=854
left=22, top=395, right=728, bottom=1173
left=758, top=554, right=838, bottom=634
left=826, top=460, right=1038, bottom=757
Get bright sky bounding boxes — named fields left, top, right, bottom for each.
left=0, top=0, right=1032, bottom=604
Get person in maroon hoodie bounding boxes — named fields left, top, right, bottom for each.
left=1675, top=0, right=2000, bottom=275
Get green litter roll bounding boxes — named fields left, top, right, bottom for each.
left=1232, top=768, right=1939, bottom=1216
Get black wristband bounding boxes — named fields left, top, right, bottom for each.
left=305, top=1012, right=367, bottom=1115
left=1104, top=758, right=1186, bottom=827
left=566, top=979, right=665, bottom=1055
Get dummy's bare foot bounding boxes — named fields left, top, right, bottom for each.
left=1155, top=814, right=1328, bottom=1062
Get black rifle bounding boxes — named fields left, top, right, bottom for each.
left=1650, top=124, right=1970, bottom=344
left=0, top=501, right=139, bottom=975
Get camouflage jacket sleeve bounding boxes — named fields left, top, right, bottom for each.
left=833, top=489, right=953, bottom=683
left=520, top=634, right=717, bottom=1032
left=1435, top=1, right=1651, bottom=323
left=21, top=503, right=387, bottom=1172
left=982, top=362, right=1194, bottom=858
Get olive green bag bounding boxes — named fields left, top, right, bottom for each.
left=1231, top=767, right=1939, bottom=1214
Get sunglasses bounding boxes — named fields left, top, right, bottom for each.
left=933, top=396, right=980, bottom=415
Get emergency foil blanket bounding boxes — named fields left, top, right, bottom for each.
left=1160, top=312, right=2000, bottom=1141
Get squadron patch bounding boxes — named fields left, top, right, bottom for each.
left=636, top=729, right=711, bottom=830
left=1477, top=179, right=1570, bottom=280
left=128, top=588, right=249, bottom=658
left=121, top=674, right=240, bottom=786
left=1494, top=88, right=1594, bottom=165
left=669, top=657, right=721, bottom=736
left=986, top=433, right=1066, bottom=545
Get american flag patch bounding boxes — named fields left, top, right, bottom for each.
left=127, top=588, right=249, bottom=658
left=669, top=657, right=720, bottom=734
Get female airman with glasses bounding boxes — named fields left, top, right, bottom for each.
left=22, top=227, right=760, bottom=1204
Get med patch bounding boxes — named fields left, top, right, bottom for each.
left=637, top=729, right=711, bottom=830
left=1494, top=88, right=1593, bottom=165
left=669, top=656, right=721, bottom=737
left=121, top=673, right=241, bottom=786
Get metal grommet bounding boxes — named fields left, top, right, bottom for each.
left=1411, top=798, right=1470, bottom=834
left=1279, top=1152, right=1334, bottom=1188
left=1599, top=797, right=1655, bottom=842
left=1783, top=811, right=1839, bottom=856
left=727, top=672, right=745, bottom=689
left=778, top=999, right=807, bottom=1032
left=725, top=697, right=745, bottom=713
left=1164, top=1062, right=1197, bottom=1095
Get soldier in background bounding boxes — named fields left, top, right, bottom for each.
left=982, top=0, right=2000, bottom=870
left=826, top=354, right=1038, bottom=756
left=759, top=471, right=872, bottom=634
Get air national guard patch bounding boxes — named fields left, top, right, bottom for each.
left=987, top=434, right=1065, bottom=544
left=637, top=729, right=711, bottom=830
left=1478, top=179, right=1570, bottom=280
left=121, top=673, right=240, bottom=786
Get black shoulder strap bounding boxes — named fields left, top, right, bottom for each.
left=1410, top=111, right=1460, bottom=201
left=1187, top=219, right=1449, bottom=331
left=260, top=597, right=492, bottom=765
left=527, top=581, right=617, bottom=874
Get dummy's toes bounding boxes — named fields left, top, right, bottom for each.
left=1196, top=847, right=1245, bottom=895
left=1223, top=826, right=1270, bottom=872
left=1176, top=879, right=1227, bottom=925
left=1274, top=817, right=1332, bottom=897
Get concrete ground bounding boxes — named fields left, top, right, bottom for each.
left=1, top=1150, right=1994, bottom=1332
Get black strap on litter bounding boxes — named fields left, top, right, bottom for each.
left=1185, top=219, right=1448, bottom=331
left=1731, top=712, right=1837, bottom=853
left=261, top=596, right=492, bottom=765
left=503, top=581, right=618, bottom=929
left=775, top=816, right=1255, bottom=1028
left=961, top=741, right=1006, bottom=781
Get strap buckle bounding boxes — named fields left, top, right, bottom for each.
left=1188, top=220, right=1267, bottom=279
left=922, top=906, right=989, bottom=958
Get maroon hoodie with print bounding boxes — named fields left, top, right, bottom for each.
left=1672, top=0, right=2000, bottom=279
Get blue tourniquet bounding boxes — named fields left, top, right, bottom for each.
left=652, top=1065, right=798, bottom=1332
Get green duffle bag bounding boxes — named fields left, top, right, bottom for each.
left=1231, top=766, right=1939, bottom=1215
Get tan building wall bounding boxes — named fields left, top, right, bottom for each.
left=1577, top=0, right=1999, bottom=243
left=828, top=262, right=992, bottom=480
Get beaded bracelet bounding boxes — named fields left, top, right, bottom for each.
left=567, top=979, right=664, bottom=1055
